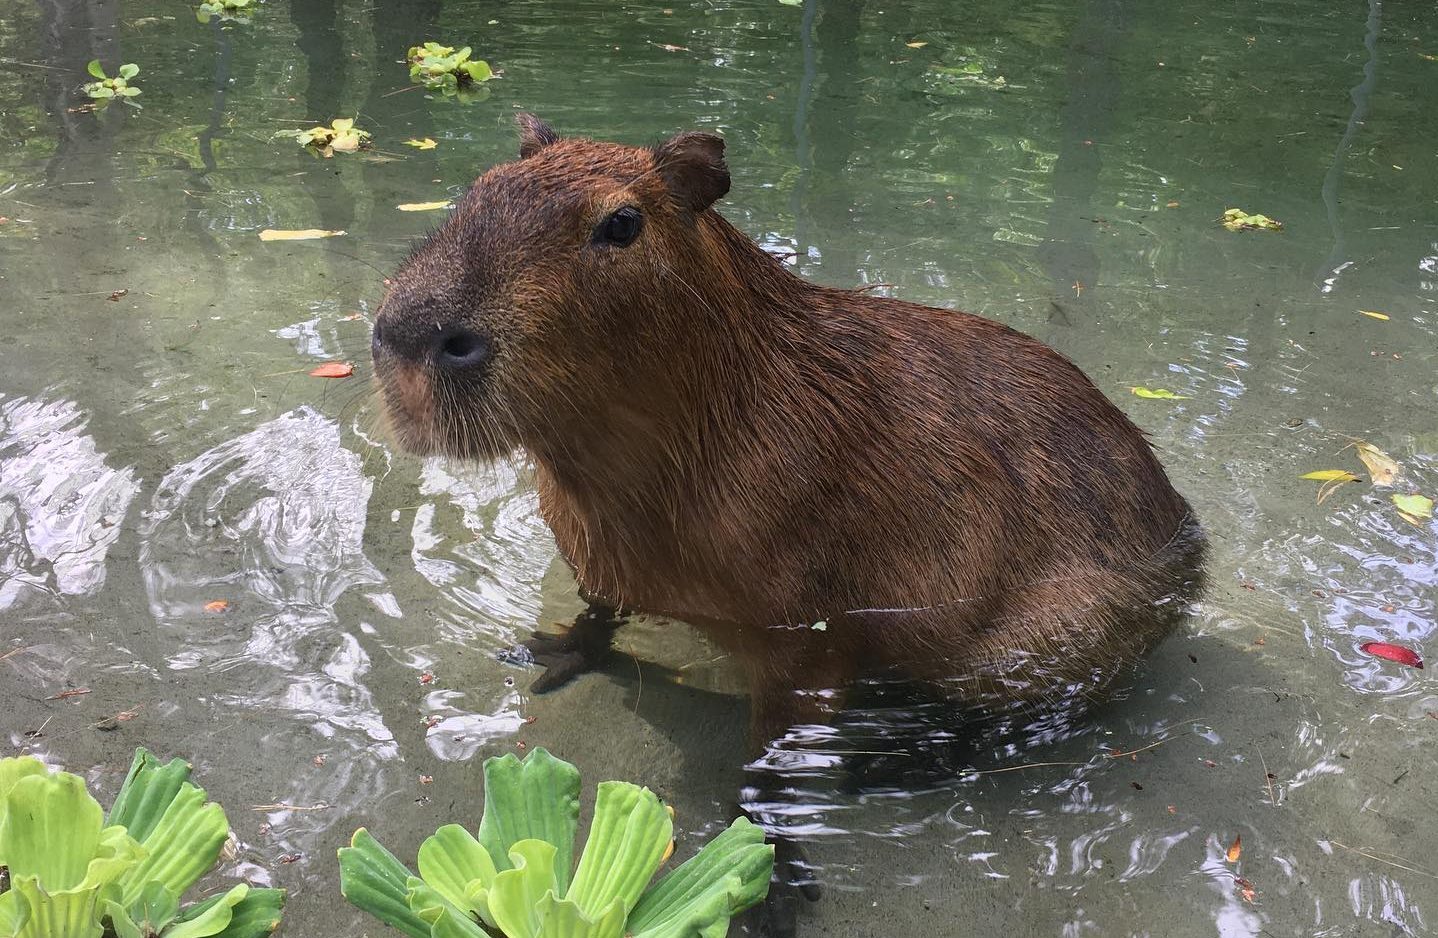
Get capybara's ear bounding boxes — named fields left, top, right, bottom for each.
left=654, top=131, right=730, bottom=212
left=516, top=113, right=560, bottom=158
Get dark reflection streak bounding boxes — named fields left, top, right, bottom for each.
left=196, top=20, right=233, bottom=175
left=792, top=0, right=868, bottom=282
left=289, top=0, right=355, bottom=238
left=38, top=0, right=122, bottom=193
left=788, top=0, right=820, bottom=254
left=1317, top=0, right=1381, bottom=294
left=177, top=19, right=232, bottom=317
left=1037, top=0, right=1127, bottom=325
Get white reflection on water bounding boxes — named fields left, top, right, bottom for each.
left=0, top=393, right=139, bottom=609
left=137, top=407, right=397, bottom=820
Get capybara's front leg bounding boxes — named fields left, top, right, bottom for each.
left=520, top=602, right=626, bottom=692
left=733, top=640, right=857, bottom=936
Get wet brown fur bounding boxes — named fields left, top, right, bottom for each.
left=372, top=116, right=1205, bottom=752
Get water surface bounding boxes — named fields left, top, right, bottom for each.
left=2, top=1, right=1436, bottom=935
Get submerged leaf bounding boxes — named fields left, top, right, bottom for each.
left=1131, top=386, right=1189, bottom=400
left=258, top=228, right=345, bottom=241
left=1221, top=208, right=1283, bottom=232
left=1359, top=641, right=1424, bottom=669
left=1391, top=493, right=1433, bottom=521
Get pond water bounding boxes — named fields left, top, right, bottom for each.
left=2, top=0, right=1436, bottom=935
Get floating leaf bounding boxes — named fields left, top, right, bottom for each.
left=404, top=138, right=438, bottom=150
left=1353, top=443, right=1399, bottom=487
left=1299, top=470, right=1360, bottom=482
left=309, top=362, right=354, bottom=379
left=1358, top=310, right=1390, bottom=321
left=1226, top=834, right=1242, bottom=863
left=1391, top=493, right=1433, bottom=522
left=397, top=201, right=452, bottom=212
left=203, top=600, right=230, bottom=613
left=1131, top=387, right=1189, bottom=400
left=258, top=228, right=345, bottom=241
left=1221, top=208, right=1282, bottom=232
left=905, top=40, right=929, bottom=48
left=1359, top=641, right=1423, bottom=669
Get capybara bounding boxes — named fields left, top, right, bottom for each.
left=371, top=110, right=1203, bottom=805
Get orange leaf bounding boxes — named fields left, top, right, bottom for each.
left=204, top=599, right=230, bottom=613
left=309, top=362, right=354, bottom=378
left=1226, top=834, right=1242, bottom=863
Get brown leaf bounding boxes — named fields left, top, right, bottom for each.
left=48, top=687, right=92, bottom=701
left=204, top=599, right=230, bottom=613
left=107, top=289, right=129, bottom=302
left=1354, top=442, right=1400, bottom=486
left=1226, top=834, right=1242, bottom=863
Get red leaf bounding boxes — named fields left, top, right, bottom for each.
left=309, top=362, right=354, bottom=378
left=1360, top=641, right=1424, bottom=669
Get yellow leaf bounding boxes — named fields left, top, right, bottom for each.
left=906, top=40, right=929, bottom=48
left=1131, top=386, right=1190, bottom=400
left=1353, top=442, right=1399, bottom=486
left=1226, top=834, right=1242, bottom=863
left=258, top=228, right=346, bottom=241
left=1299, top=470, right=1360, bottom=482
left=1358, top=310, right=1390, bottom=321
left=397, top=201, right=453, bottom=212
left=1391, top=493, right=1434, bottom=521
left=404, top=137, right=438, bottom=150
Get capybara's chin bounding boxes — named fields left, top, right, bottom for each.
left=369, top=113, right=1206, bottom=756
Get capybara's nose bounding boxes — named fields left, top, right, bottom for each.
left=372, top=316, right=491, bottom=372
left=434, top=327, right=491, bottom=370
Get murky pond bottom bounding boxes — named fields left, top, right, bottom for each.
left=2, top=0, right=1436, bottom=935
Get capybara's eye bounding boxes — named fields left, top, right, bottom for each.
left=595, top=206, right=643, bottom=247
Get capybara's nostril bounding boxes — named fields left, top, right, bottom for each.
left=436, top=328, right=491, bottom=370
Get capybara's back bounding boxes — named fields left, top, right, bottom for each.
left=370, top=115, right=1206, bottom=751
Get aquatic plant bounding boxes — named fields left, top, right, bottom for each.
left=339, top=748, right=772, bottom=938
left=275, top=118, right=371, bottom=158
left=82, top=61, right=141, bottom=101
left=0, top=749, right=285, bottom=938
left=196, top=0, right=255, bottom=23
left=406, top=42, right=494, bottom=100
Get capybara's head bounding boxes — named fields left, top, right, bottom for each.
left=370, top=114, right=731, bottom=460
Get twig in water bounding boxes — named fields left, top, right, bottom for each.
left=1105, top=732, right=1192, bottom=759
left=1258, top=747, right=1277, bottom=805
left=1330, top=841, right=1438, bottom=880
left=250, top=803, right=332, bottom=812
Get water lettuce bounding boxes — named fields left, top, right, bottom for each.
left=0, top=749, right=284, bottom=938
left=339, top=748, right=771, bottom=938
